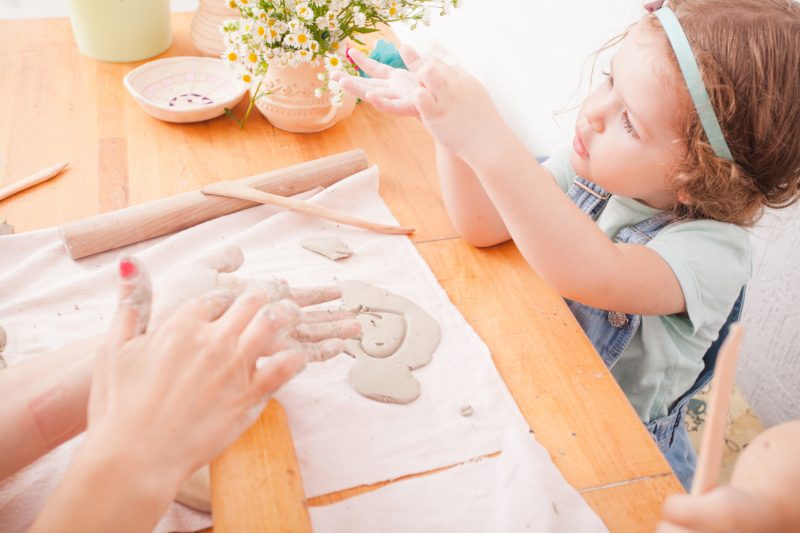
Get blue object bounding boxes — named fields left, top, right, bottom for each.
left=361, top=39, right=407, bottom=78
left=654, top=7, right=733, bottom=160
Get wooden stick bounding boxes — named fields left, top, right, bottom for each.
left=202, top=180, right=415, bottom=236
left=60, top=150, right=368, bottom=260
left=211, top=400, right=311, bottom=533
left=0, top=162, right=68, bottom=202
left=691, top=323, right=744, bottom=495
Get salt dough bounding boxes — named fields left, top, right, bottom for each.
left=0, top=220, right=13, bottom=236
left=301, top=237, right=352, bottom=261
left=0, top=326, right=6, bottom=370
left=176, top=465, right=211, bottom=512
left=339, top=281, right=440, bottom=404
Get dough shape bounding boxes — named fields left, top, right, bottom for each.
left=176, top=464, right=211, bottom=512
left=339, top=281, right=440, bottom=404
left=301, top=236, right=352, bottom=261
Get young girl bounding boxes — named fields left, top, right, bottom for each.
left=332, top=0, right=800, bottom=489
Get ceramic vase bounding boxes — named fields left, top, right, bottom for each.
left=191, top=0, right=236, bottom=57
left=67, top=0, right=171, bottom=62
left=254, top=62, right=357, bottom=133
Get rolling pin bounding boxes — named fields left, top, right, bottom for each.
left=60, top=150, right=369, bottom=260
left=211, top=400, right=311, bottom=533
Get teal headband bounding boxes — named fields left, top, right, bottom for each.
left=653, top=7, right=733, bottom=161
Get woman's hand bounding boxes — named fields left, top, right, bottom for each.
left=31, top=256, right=360, bottom=533
left=88, top=256, right=359, bottom=483
left=150, top=244, right=345, bottom=326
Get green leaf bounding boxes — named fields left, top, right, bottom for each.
left=224, top=107, right=244, bottom=129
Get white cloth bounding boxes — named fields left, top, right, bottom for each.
left=310, top=427, right=609, bottom=533
left=0, top=167, right=534, bottom=531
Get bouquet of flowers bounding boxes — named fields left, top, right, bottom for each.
left=221, top=0, right=459, bottom=126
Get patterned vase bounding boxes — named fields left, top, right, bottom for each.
left=191, top=0, right=236, bottom=57
left=253, top=62, right=357, bottom=133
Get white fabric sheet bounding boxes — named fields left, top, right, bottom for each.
left=0, top=167, right=533, bottom=531
left=310, top=427, right=609, bottom=533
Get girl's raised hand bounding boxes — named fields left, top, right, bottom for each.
left=331, top=45, right=426, bottom=117
left=411, top=60, right=506, bottom=159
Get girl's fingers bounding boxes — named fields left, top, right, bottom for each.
left=336, top=75, right=387, bottom=100
left=108, top=257, right=152, bottom=349
left=398, top=44, right=422, bottom=72
left=199, top=245, right=244, bottom=274
left=364, top=87, right=403, bottom=101
left=418, top=61, right=449, bottom=94
left=367, top=93, right=419, bottom=116
left=346, top=48, right=393, bottom=78
left=251, top=349, right=307, bottom=399
left=412, top=87, right=439, bottom=119
left=289, top=285, right=342, bottom=307
left=292, top=318, right=361, bottom=343
left=237, top=300, right=302, bottom=364
left=303, top=338, right=347, bottom=363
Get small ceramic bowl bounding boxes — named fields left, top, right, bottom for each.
left=124, top=56, right=247, bottom=123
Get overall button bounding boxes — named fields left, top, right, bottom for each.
left=608, top=311, right=629, bottom=328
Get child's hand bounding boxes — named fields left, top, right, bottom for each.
left=331, top=45, right=426, bottom=117
left=411, top=61, right=506, bottom=159
left=657, top=487, right=784, bottom=532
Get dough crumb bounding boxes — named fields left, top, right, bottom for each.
left=0, top=220, right=14, bottom=236
left=301, top=236, right=352, bottom=261
left=460, top=405, right=473, bottom=417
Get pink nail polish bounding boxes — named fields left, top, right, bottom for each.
left=119, top=258, right=137, bottom=279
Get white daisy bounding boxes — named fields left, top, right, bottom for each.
left=294, top=27, right=314, bottom=49
left=295, top=2, right=313, bottom=19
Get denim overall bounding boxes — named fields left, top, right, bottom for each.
left=565, top=176, right=745, bottom=490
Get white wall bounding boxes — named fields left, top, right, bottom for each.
left=739, top=206, right=800, bottom=426
left=395, top=0, right=800, bottom=426
left=392, top=0, right=644, bottom=156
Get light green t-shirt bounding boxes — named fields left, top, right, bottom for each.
left=543, top=145, right=752, bottom=422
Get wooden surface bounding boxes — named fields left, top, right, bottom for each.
left=210, top=401, right=311, bottom=533
left=0, top=13, right=683, bottom=532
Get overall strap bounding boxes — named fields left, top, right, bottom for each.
left=567, top=176, right=611, bottom=221
left=615, top=212, right=675, bottom=244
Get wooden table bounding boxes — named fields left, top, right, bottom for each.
left=0, top=13, right=683, bottom=532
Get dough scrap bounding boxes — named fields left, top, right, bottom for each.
left=301, top=237, right=352, bottom=261
left=0, top=220, right=14, bottom=236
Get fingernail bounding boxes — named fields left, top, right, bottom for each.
left=119, top=257, right=138, bottom=280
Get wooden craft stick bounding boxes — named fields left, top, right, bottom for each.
left=0, top=162, right=68, bottom=202
left=202, top=181, right=415, bottom=236
left=691, top=323, right=744, bottom=495
left=60, top=150, right=368, bottom=260
left=211, top=400, right=311, bottom=533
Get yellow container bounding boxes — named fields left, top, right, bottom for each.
left=67, top=0, right=172, bottom=62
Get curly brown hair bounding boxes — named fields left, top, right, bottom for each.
left=646, top=0, right=800, bottom=226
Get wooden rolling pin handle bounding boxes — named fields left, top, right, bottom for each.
left=60, top=150, right=368, bottom=260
